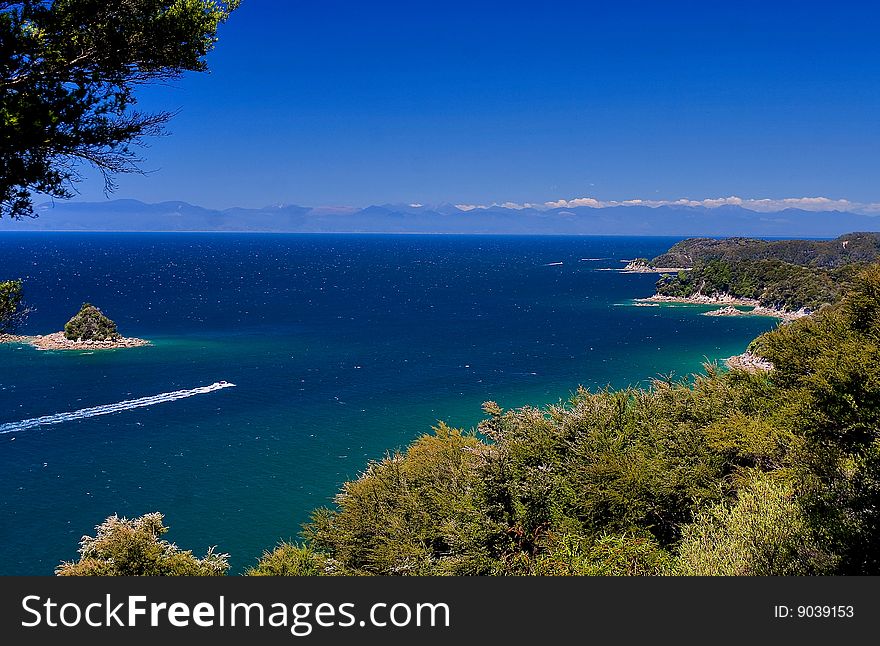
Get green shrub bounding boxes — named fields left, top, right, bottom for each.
left=0, top=279, right=24, bottom=332
left=301, top=371, right=782, bottom=575
left=56, top=513, right=229, bottom=576
left=305, top=423, right=492, bottom=575
left=247, top=543, right=328, bottom=576
left=535, top=532, right=675, bottom=576
left=755, top=265, right=880, bottom=572
left=676, top=475, right=834, bottom=575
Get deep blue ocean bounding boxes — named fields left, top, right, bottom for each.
left=0, top=234, right=779, bottom=574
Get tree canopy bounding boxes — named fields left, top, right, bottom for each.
left=654, top=258, right=858, bottom=311
left=56, top=512, right=229, bottom=576
left=0, top=278, right=23, bottom=332
left=650, top=233, right=880, bottom=270
left=1, top=0, right=239, bottom=219
left=63, top=302, right=118, bottom=340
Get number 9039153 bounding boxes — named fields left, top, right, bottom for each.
left=774, top=605, right=854, bottom=618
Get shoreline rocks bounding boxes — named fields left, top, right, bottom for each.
left=637, top=293, right=811, bottom=322
left=638, top=293, right=761, bottom=306
left=0, top=333, right=30, bottom=345
left=725, top=351, right=774, bottom=373
left=621, top=260, right=692, bottom=274
left=0, top=331, right=150, bottom=351
left=703, top=306, right=743, bottom=317
left=750, top=305, right=809, bottom=322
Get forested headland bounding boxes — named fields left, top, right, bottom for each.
left=653, top=233, right=880, bottom=311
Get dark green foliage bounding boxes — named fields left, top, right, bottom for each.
left=475, top=376, right=775, bottom=550
left=63, top=302, right=118, bottom=340
left=652, top=234, right=880, bottom=309
left=56, top=512, right=229, bottom=576
left=651, top=232, right=880, bottom=269
left=0, top=278, right=24, bottom=332
left=1, top=0, right=239, bottom=219
left=306, top=424, right=492, bottom=575
left=534, top=532, right=674, bottom=576
left=656, top=258, right=852, bottom=311
left=755, top=265, right=880, bottom=573
left=247, top=543, right=328, bottom=576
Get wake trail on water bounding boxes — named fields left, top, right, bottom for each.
left=0, top=382, right=236, bottom=435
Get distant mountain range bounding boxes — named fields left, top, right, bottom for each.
left=2, top=199, right=878, bottom=237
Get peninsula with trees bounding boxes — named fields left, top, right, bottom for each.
left=635, top=232, right=880, bottom=317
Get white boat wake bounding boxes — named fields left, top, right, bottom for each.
left=0, top=381, right=236, bottom=435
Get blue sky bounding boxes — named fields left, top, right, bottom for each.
left=72, top=1, right=880, bottom=209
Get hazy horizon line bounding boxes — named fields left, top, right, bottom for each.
left=50, top=195, right=880, bottom=216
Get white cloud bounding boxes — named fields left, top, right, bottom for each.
left=544, top=197, right=603, bottom=208
left=455, top=201, right=543, bottom=211
left=452, top=196, right=880, bottom=215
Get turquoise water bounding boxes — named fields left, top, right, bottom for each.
left=0, top=234, right=778, bottom=574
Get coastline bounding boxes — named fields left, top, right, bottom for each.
left=637, top=293, right=761, bottom=306
left=597, top=262, right=691, bottom=274
left=630, top=288, right=808, bottom=371
left=0, top=331, right=150, bottom=350
left=596, top=267, right=691, bottom=274
left=634, top=294, right=809, bottom=322
left=621, top=266, right=691, bottom=274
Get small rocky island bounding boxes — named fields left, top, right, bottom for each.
left=703, top=306, right=745, bottom=317
left=0, top=303, right=149, bottom=351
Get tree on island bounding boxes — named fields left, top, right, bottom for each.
left=63, top=302, right=119, bottom=341
left=57, top=513, right=229, bottom=576
left=0, top=0, right=240, bottom=219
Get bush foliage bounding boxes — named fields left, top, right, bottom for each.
left=246, top=543, right=328, bottom=576
left=655, top=258, right=857, bottom=311
left=651, top=232, right=880, bottom=269
left=56, top=513, right=228, bottom=576
left=63, top=303, right=120, bottom=340
left=0, top=279, right=24, bottom=332
left=676, top=474, right=834, bottom=575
